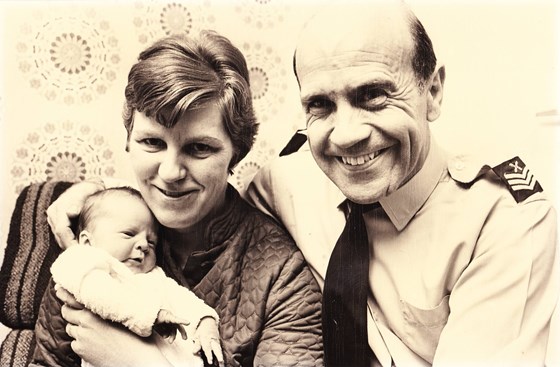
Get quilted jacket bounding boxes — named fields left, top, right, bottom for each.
left=32, top=185, right=324, bottom=367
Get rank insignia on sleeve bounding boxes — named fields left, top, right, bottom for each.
left=492, top=156, right=543, bottom=203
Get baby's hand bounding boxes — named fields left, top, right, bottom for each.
left=154, top=309, right=189, bottom=343
left=192, top=316, right=223, bottom=366
left=154, top=323, right=188, bottom=343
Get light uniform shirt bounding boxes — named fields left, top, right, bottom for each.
left=245, top=138, right=559, bottom=367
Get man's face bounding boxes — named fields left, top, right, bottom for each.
left=296, top=7, right=440, bottom=204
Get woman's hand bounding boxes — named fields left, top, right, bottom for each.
left=46, top=180, right=105, bottom=249
left=57, top=286, right=172, bottom=367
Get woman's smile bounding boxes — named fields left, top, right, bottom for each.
left=155, top=186, right=193, bottom=199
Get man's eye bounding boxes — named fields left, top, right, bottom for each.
left=359, top=88, right=388, bottom=109
left=307, top=98, right=334, bottom=117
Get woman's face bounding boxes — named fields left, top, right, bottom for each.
left=127, top=104, right=234, bottom=232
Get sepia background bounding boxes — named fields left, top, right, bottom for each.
left=1, top=0, right=558, bottom=364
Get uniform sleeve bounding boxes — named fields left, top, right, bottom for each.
left=31, top=278, right=81, bottom=367
left=433, top=195, right=559, bottom=366
left=253, top=233, right=324, bottom=367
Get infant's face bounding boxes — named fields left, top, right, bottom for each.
left=87, top=195, right=158, bottom=274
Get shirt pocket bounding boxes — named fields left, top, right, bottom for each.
left=400, top=295, right=450, bottom=363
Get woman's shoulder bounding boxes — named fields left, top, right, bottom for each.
left=237, top=197, right=295, bottom=244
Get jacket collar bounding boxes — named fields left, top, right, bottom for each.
left=159, top=184, right=244, bottom=288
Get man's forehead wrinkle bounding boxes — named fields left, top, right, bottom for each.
left=297, top=50, right=392, bottom=78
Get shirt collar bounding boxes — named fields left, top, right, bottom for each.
left=331, top=137, right=446, bottom=230
left=379, top=137, right=447, bottom=231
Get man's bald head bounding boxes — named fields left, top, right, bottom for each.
left=294, top=1, right=436, bottom=90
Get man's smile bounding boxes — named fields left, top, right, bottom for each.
left=338, top=147, right=389, bottom=167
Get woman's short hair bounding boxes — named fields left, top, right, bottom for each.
left=123, top=30, right=258, bottom=170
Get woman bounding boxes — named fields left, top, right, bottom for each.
left=42, top=31, right=323, bottom=366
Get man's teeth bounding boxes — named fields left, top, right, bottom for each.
left=341, top=151, right=379, bottom=166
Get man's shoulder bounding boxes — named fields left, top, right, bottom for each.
left=253, top=148, right=339, bottom=197
left=446, top=153, right=550, bottom=206
left=264, top=148, right=324, bottom=178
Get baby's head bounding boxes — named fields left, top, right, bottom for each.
left=77, top=187, right=159, bottom=274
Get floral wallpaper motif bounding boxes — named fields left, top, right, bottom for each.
left=242, top=41, right=289, bottom=125
left=231, top=138, right=277, bottom=192
left=133, top=0, right=215, bottom=44
left=234, top=0, right=289, bottom=30
left=3, top=0, right=308, bottom=220
left=10, top=121, right=116, bottom=194
left=16, top=8, right=120, bottom=105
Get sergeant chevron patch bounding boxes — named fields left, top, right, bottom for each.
left=492, top=156, right=543, bottom=203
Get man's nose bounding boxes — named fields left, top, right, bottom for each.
left=329, top=105, right=371, bottom=149
left=158, top=150, right=187, bottom=183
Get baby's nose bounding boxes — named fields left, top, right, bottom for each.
left=135, top=239, right=149, bottom=252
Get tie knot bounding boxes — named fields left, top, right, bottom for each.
left=346, top=200, right=379, bottom=217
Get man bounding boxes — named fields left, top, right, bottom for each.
left=245, top=2, right=558, bottom=366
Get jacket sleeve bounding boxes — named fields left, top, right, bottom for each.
left=31, top=278, right=81, bottom=367
left=253, top=231, right=324, bottom=367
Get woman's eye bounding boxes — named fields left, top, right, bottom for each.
left=307, top=98, right=334, bottom=117
left=192, top=143, right=211, bottom=152
left=139, top=138, right=165, bottom=149
left=187, top=143, right=216, bottom=158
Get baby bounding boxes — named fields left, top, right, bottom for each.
left=33, top=187, right=223, bottom=367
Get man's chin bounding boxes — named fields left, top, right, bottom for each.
left=340, top=187, right=382, bottom=205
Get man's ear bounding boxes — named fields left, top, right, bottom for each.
left=78, top=230, right=92, bottom=246
left=426, top=64, right=445, bottom=122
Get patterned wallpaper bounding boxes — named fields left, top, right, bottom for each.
left=2, top=0, right=559, bottom=251
left=2, top=0, right=559, bottom=250
left=2, top=0, right=313, bottom=195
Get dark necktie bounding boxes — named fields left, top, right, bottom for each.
left=322, top=201, right=377, bottom=367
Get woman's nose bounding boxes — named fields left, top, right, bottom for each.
left=158, top=150, right=187, bottom=183
left=329, top=105, right=371, bottom=149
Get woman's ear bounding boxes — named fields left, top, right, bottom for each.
left=426, top=64, right=446, bottom=122
left=78, top=230, right=92, bottom=246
